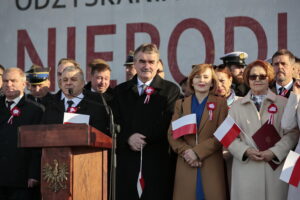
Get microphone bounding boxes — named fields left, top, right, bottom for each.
left=66, top=88, right=120, bottom=132
left=68, top=88, right=73, bottom=95
left=67, top=88, right=107, bottom=108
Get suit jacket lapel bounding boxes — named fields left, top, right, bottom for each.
left=149, top=75, right=163, bottom=94
left=126, top=76, right=139, bottom=96
left=53, top=92, right=65, bottom=112
left=0, top=97, right=10, bottom=124
left=77, top=97, right=88, bottom=113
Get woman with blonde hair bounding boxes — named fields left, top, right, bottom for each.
left=168, top=64, right=228, bottom=200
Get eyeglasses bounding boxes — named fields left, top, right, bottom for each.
left=249, top=74, right=267, bottom=81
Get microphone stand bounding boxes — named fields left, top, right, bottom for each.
left=68, top=88, right=119, bottom=200
left=100, top=94, right=119, bottom=200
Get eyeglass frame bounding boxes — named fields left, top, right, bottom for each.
left=248, top=74, right=268, bottom=81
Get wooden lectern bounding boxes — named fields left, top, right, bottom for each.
left=18, top=124, right=112, bottom=200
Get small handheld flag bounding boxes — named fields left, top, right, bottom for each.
left=171, top=114, right=197, bottom=139
left=137, top=145, right=145, bottom=198
left=280, top=150, right=300, bottom=187
left=213, top=115, right=241, bottom=148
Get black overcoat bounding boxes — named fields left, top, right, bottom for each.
left=113, top=75, right=180, bottom=200
left=0, top=95, right=43, bottom=187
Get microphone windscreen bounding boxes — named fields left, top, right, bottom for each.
left=68, top=88, right=73, bottom=95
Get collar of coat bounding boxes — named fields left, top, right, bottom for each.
left=0, top=95, right=33, bottom=113
left=126, top=74, right=164, bottom=93
left=180, top=94, right=223, bottom=133
left=241, top=89, right=277, bottom=104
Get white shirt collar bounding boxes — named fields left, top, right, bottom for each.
left=62, top=93, right=84, bottom=111
left=137, top=78, right=153, bottom=87
left=276, top=80, right=293, bottom=93
left=137, top=78, right=153, bottom=95
left=6, top=94, right=24, bottom=109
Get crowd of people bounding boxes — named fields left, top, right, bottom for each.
left=0, top=43, right=299, bottom=200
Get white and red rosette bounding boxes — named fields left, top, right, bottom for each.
left=67, top=107, right=78, bottom=113
left=7, top=107, right=21, bottom=124
left=207, top=102, right=216, bottom=120
left=144, top=86, right=155, bottom=104
left=267, top=104, right=278, bottom=124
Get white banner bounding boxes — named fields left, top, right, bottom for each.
left=0, top=0, right=299, bottom=91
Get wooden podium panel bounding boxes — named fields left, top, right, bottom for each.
left=72, top=148, right=108, bottom=200
left=18, top=124, right=111, bottom=200
left=18, top=124, right=111, bottom=148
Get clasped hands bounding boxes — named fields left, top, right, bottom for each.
left=182, top=149, right=202, bottom=168
left=245, top=148, right=275, bottom=162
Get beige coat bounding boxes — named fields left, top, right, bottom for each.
left=228, top=89, right=299, bottom=200
left=281, top=92, right=300, bottom=200
left=168, top=95, right=228, bottom=200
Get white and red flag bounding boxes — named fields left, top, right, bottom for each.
left=280, top=150, right=300, bottom=187
left=213, top=115, right=241, bottom=148
left=171, top=114, right=197, bottom=139
left=137, top=145, right=145, bottom=198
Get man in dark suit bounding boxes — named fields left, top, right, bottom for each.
left=84, top=59, right=114, bottom=105
left=0, top=67, right=43, bottom=200
left=270, top=49, right=296, bottom=98
left=42, top=65, right=109, bottom=135
left=113, top=43, right=180, bottom=200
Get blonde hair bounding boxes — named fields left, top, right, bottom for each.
left=188, top=64, right=218, bottom=94
left=4, top=67, right=26, bottom=82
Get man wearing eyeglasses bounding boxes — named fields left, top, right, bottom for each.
left=113, top=43, right=180, bottom=200
left=220, top=51, right=250, bottom=96
left=271, top=49, right=296, bottom=98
